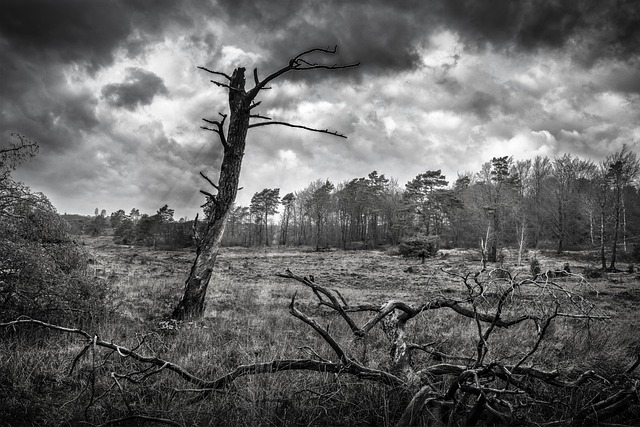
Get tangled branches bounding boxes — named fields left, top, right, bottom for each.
left=1, top=268, right=638, bottom=426
left=275, top=268, right=637, bottom=426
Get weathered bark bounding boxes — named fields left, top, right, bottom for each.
left=172, top=68, right=252, bottom=320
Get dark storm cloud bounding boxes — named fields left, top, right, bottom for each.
left=602, top=62, right=640, bottom=94
left=216, top=0, right=639, bottom=80
left=0, top=0, right=203, bottom=159
left=0, top=0, right=130, bottom=70
left=440, top=0, right=640, bottom=65
left=437, top=0, right=585, bottom=51
left=102, top=68, right=168, bottom=110
left=463, top=91, right=498, bottom=121
left=0, top=0, right=197, bottom=70
left=216, top=0, right=427, bottom=76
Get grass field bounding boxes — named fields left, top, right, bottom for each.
left=1, top=236, right=639, bottom=426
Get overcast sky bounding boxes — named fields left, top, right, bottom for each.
left=2, top=0, right=639, bottom=218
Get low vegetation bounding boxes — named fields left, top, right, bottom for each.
left=1, top=236, right=639, bottom=426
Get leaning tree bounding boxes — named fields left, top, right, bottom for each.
left=171, top=47, right=358, bottom=320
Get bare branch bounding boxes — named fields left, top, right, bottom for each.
left=209, top=80, right=238, bottom=91
left=1, top=317, right=92, bottom=339
left=188, top=357, right=403, bottom=404
left=200, top=190, right=216, bottom=199
left=247, top=46, right=359, bottom=100
left=408, top=343, right=476, bottom=364
left=0, top=318, right=210, bottom=387
left=197, top=66, right=231, bottom=80
left=201, top=114, right=228, bottom=150
left=250, top=114, right=271, bottom=120
left=277, top=270, right=362, bottom=335
left=511, top=307, right=559, bottom=373
left=199, top=172, right=219, bottom=190
left=277, top=270, right=537, bottom=339
left=69, top=343, right=91, bottom=375
left=289, top=293, right=348, bottom=363
left=474, top=282, right=517, bottom=367
left=249, top=121, right=347, bottom=138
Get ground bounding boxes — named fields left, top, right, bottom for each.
left=83, top=235, right=640, bottom=325
left=2, top=236, right=639, bottom=426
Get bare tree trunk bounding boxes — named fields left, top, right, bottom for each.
left=480, top=226, right=490, bottom=270
left=557, top=197, right=564, bottom=254
left=610, top=185, right=621, bottom=270
left=623, top=202, right=627, bottom=252
left=172, top=69, right=250, bottom=320
left=600, top=199, right=607, bottom=271
left=517, top=218, right=526, bottom=267
left=264, top=210, right=269, bottom=246
left=589, top=208, right=594, bottom=245
left=489, top=210, right=498, bottom=263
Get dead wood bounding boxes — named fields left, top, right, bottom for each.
left=172, top=46, right=358, bottom=320
left=2, top=265, right=636, bottom=426
left=275, top=268, right=629, bottom=426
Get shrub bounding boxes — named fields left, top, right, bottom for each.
left=1, top=189, right=112, bottom=325
left=583, top=265, right=603, bottom=279
left=398, top=234, right=439, bottom=259
left=530, top=257, right=541, bottom=277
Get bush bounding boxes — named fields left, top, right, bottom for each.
left=583, top=265, right=603, bottom=279
left=398, top=234, right=439, bottom=259
left=0, top=193, right=112, bottom=325
left=530, top=257, right=541, bottom=277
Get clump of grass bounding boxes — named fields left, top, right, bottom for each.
left=584, top=265, right=604, bottom=278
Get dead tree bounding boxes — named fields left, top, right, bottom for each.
left=273, top=269, right=635, bottom=427
left=171, top=47, right=358, bottom=320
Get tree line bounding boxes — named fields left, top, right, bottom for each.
left=220, top=146, right=640, bottom=269
left=63, top=204, right=194, bottom=250
left=82, top=145, right=640, bottom=270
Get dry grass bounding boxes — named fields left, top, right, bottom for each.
left=1, top=238, right=639, bottom=426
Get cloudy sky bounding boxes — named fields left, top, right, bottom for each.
left=2, top=0, right=639, bottom=218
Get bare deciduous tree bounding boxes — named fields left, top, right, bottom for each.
left=604, top=144, right=640, bottom=270
left=171, top=47, right=358, bottom=320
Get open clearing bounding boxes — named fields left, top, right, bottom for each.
left=84, top=236, right=640, bottom=325
left=3, top=236, right=639, bottom=426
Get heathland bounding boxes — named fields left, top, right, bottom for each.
left=2, top=234, right=639, bottom=426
